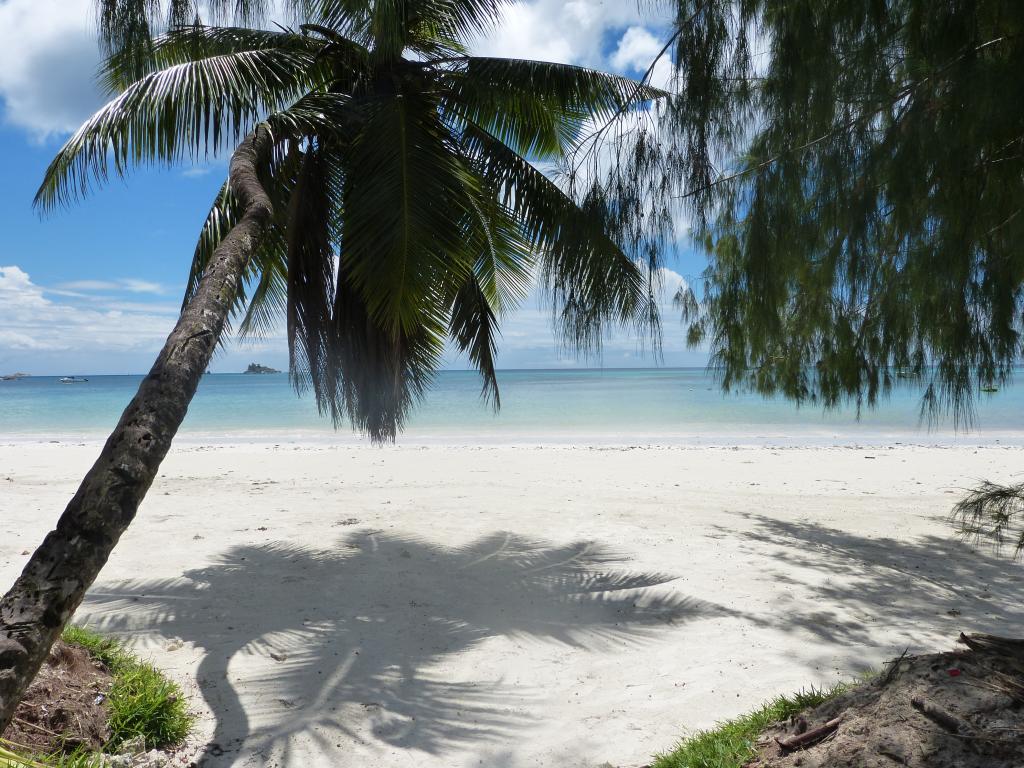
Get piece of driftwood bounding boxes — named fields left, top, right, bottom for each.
left=910, top=697, right=974, bottom=736
left=958, top=632, right=1024, bottom=658
left=774, top=717, right=842, bottom=751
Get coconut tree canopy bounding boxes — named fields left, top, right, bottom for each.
left=39, top=0, right=665, bottom=441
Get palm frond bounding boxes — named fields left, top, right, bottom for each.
left=340, top=92, right=478, bottom=334
left=36, top=47, right=319, bottom=210
left=952, top=481, right=1024, bottom=559
left=418, top=0, right=512, bottom=39
left=442, top=58, right=663, bottom=157
left=326, top=266, right=447, bottom=441
left=461, top=120, right=657, bottom=353
left=97, top=0, right=282, bottom=80
left=264, top=91, right=360, bottom=139
left=284, top=144, right=337, bottom=398
left=450, top=272, right=501, bottom=407
left=102, top=25, right=329, bottom=94
left=464, top=194, right=534, bottom=314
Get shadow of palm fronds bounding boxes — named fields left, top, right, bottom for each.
left=710, top=511, right=1024, bottom=648
left=82, top=531, right=726, bottom=763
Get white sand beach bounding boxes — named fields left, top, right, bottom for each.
left=1, top=442, right=1022, bottom=767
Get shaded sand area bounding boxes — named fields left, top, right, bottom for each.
left=2, top=443, right=1023, bottom=767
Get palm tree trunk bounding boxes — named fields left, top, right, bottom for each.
left=0, top=125, right=273, bottom=734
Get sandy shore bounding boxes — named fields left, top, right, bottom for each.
left=2, top=442, right=1023, bottom=767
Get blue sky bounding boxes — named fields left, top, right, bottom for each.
left=0, top=0, right=709, bottom=375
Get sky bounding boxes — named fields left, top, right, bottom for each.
left=0, top=0, right=709, bottom=376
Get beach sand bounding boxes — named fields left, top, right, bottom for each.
left=1, top=442, right=1022, bottom=767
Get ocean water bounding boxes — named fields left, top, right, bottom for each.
left=0, top=369, right=1021, bottom=445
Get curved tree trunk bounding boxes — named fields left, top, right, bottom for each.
left=0, top=125, right=273, bottom=734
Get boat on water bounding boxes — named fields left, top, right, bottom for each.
left=58, top=376, right=90, bottom=384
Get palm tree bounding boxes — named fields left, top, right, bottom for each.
left=0, top=0, right=664, bottom=732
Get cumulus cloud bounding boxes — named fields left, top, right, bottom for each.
left=0, top=265, right=176, bottom=372
left=611, top=26, right=663, bottom=72
left=0, top=0, right=105, bottom=137
left=473, top=1, right=672, bottom=66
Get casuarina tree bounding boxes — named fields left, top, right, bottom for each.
left=582, top=0, right=1024, bottom=551
left=0, top=0, right=665, bottom=731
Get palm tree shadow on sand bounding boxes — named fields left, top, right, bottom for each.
left=82, top=532, right=730, bottom=765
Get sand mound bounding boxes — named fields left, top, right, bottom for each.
left=748, top=633, right=1024, bottom=768
left=3, top=640, right=113, bottom=754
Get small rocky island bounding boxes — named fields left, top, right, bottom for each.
left=244, top=363, right=281, bottom=374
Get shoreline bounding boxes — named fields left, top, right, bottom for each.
left=4, top=430, right=1024, bottom=449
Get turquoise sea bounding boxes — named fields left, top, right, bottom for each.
left=1, top=369, right=1022, bottom=445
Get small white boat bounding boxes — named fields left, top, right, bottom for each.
left=58, top=376, right=89, bottom=384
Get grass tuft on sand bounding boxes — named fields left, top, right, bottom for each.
left=60, top=626, right=192, bottom=751
left=652, top=683, right=852, bottom=768
left=1, top=626, right=192, bottom=768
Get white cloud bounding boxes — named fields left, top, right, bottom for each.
left=0, top=0, right=676, bottom=140
left=611, top=26, right=662, bottom=72
left=56, top=278, right=166, bottom=295
left=473, top=1, right=672, bottom=67
left=0, top=265, right=176, bottom=370
left=0, top=0, right=104, bottom=138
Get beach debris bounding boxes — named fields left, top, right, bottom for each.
left=118, top=735, right=147, bottom=756
left=748, top=632, right=1024, bottom=767
left=774, top=716, right=841, bottom=752
left=269, top=651, right=288, bottom=662
left=3, top=642, right=114, bottom=753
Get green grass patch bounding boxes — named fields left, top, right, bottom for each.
left=651, top=682, right=853, bottom=768
left=0, top=745, right=105, bottom=768
left=1, top=626, right=193, bottom=767
left=60, top=625, right=193, bottom=751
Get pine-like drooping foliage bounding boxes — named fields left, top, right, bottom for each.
left=46, top=0, right=664, bottom=441
left=597, top=0, right=1024, bottom=426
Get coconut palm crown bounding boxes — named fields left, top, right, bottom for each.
left=38, top=0, right=664, bottom=441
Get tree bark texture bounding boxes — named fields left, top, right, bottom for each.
left=0, top=125, right=274, bottom=734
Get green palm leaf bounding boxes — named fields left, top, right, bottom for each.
left=340, top=91, right=478, bottom=334
left=461, top=120, right=656, bottom=351
left=102, top=25, right=330, bottom=93
left=72, top=0, right=664, bottom=441
left=36, top=46, right=320, bottom=210
left=450, top=272, right=502, bottom=407
left=442, top=58, right=665, bottom=158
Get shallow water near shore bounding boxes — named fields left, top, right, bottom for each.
left=1, top=368, right=1021, bottom=445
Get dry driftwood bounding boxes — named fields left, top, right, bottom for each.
left=910, top=696, right=974, bottom=735
left=957, top=632, right=1024, bottom=658
left=774, top=717, right=842, bottom=751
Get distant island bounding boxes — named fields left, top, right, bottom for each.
left=1, top=372, right=29, bottom=381
left=244, top=363, right=281, bottom=374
